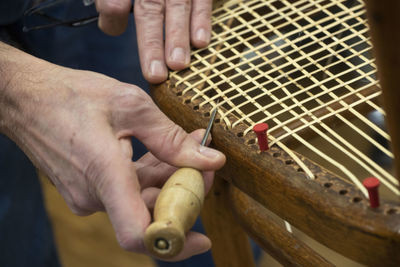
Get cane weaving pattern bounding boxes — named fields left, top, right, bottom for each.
left=170, top=0, right=398, bottom=198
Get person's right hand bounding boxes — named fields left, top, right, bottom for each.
left=0, top=43, right=225, bottom=260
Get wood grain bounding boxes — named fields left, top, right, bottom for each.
left=201, top=176, right=255, bottom=267
left=229, top=185, right=333, bottom=267
left=151, top=80, right=400, bottom=266
left=364, top=0, right=400, bottom=183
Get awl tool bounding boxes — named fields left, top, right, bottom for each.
left=144, top=104, right=219, bottom=259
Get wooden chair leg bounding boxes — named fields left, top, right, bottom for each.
left=229, top=185, right=333, bottom=267
left=201, top=175, right=255, bottom=267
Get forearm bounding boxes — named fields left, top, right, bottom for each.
left=0, top=40, right=225, bottom=261
left=0, top=41, right=50, bottom=140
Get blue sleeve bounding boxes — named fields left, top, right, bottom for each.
left=0, top=0, right=31, bottom=25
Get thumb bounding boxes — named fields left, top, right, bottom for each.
left=139, top=118, right=225, bottom=170
left=111, top=85, right=226, bottom=170
left=96, top=154, right=150, bottom=253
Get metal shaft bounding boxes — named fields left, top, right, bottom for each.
left=200, top=104, right=219, bottom=146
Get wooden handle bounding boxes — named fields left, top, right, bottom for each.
left=144, top=167, right=205, bottom=259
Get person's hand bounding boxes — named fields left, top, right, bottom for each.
left=0, top=43, right=225, bottom=260
left=95, top=0, right=213, bottom=83
left=135, top=130, right=216, bottom=260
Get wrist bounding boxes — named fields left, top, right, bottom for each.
left=0, top=42, right=51, bottom=139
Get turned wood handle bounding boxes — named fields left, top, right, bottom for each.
left=144, top=167, right=205, bottom=259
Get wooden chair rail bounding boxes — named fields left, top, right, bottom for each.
left=229, top=185, right=333, bottom=267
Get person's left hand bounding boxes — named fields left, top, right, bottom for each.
left=95, top=0, right=212, bottom=83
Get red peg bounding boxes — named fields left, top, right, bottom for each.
left=253, top=123, right=269, bottom=151
left=362, top=177, right=380, bottom=208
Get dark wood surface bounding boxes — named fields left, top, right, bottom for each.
left=365, top=0, right=400, bottom=183
left=151, top=80, right=400, bottom=266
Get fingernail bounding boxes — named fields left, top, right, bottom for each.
left=170, top=47, right=188, bottom=64
left=149, top=60, right=165, bottom=78
left=199, top=146, right=220, bottom=158
left=196, top=28, right=210, bottom=44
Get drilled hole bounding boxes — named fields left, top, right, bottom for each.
left=297, top=168, right=304, bottom=172
left=176, top=91, right=182, bottom=96
left=285, top=160, right=294, bottom=165
left=215, top=118, right=221, bottom=123
left=273, top=152, right=281, bottom=157
left=386, top=208, right=398, bottom=215
left=247, top=139, right=255, bottom=145
left=352, top=197, right=362, bottom=203
left=339, top=189, right=348, bottom=195
left=237, top=132, right=244, bottom=137
left=193, top=105, right=199, bottom=110
left=204, top=112, right=210, bottom=117
left=184, top=99, right=191, bottom=104
left=324, top=182, right=332, bottom=188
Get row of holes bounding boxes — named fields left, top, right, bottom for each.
left=180, top=94, right=400, bottom=216
left=246, top=137, right=398, bottom=211
left=275, top=150, right=365, bottom=204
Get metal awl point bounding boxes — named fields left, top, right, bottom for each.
left=200, top=101, right=219, bottom=146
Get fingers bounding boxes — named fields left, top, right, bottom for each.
left=141, top=187, right=212, bottom=261
left=135, top=129, right=211, bottom=189
left=162, top=232, right=211, bottom=261
left=202, top=170, right=214, bottom=194
left=135, top=0, right=212, bottom=83
left=96, top=0, right=132, bottom=36
left=141, top=187, right=160, bottom=212
left=110, top=86, right=226, bottom=172
left=135, top=0, right=168, bottom=83
left=95, top=0, right=212, bottom=82
left=136, top=152, right=177, bottom=189
left=139, top=121, right=225, bottom=171
left=165, top=0, right=191, bottom=70
left=95, top=154, right=150, bottom=253
left=191, top=0, right=212, bottom=48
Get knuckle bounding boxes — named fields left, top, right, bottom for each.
left=168, top=26, right=183, bottom=37
left=69, top=192, right=92, bottom=213
left=135, top=0, right=165, bottom=16
left=167, top=0, right=191, bottom=12
left=117, top=234, right=133, bottom=251
left=113, top=86, right=152, bottom=107
left=116, top=232, right=142, bottom=251
left=84, top=154, right=114, bottom=194
left=194, top=5, right=211, bottom=18
left=108, top=85, right=155, bottom=130
left=143, top=37, right=164, bottom=50
left=83, top=154, right=109, bottom=185
left=67, top=200, right=90, bottom=216
left=169, top=124, right=187, bottom=148
left=158, top=124, right=188, bottom=159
